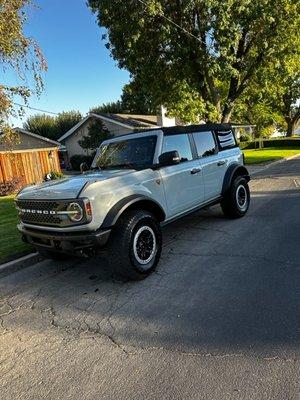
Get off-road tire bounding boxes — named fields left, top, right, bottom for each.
left=221, top=176, right=250, bottom=219
left=107, top=210, right=162, bottom=280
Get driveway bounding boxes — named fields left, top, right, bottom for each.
left=1, top=157, right=300, bottom=400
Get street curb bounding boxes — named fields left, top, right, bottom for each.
left=0, top=253, right=42, bottom=278
left=249, top=153, right=300, bottom=176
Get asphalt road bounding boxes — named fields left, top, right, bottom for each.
left=1, top=157, right=300, bottom=400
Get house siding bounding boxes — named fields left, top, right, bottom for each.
left=63, top=119, right=134, bottom=159
left=0, top=131, right=59, bottom=152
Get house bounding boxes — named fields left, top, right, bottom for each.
left=232, top=124, right=256, bottom=140
left=0, top=128, right=63, bottom=187
left=58, top=107, right=177, bottom=162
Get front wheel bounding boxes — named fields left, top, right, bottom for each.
left=221, top=176, right=250, bottom=219
left=108, top=210, right=162, bottom=280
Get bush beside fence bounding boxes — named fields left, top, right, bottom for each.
left=239, top=137, right=300, bottom=150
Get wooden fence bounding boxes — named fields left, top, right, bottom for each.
left=0, top=148, right=61, bottom=186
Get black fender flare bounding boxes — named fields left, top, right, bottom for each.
left=101, top=194, right=166, bottom=228
left=222, top=164, right=250, bottom=196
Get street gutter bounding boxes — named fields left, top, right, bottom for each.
left=247, top=153, right=300, bottom=176
left=0, top=252, right=42, bottom=278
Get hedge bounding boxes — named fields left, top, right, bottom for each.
left=239, top=137, right=300, bottom=150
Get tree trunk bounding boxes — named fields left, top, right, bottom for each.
left=221, top=106, right=233, bottom=123
left=286, top=117, right=298, bottom=137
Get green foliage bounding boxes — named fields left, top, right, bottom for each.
left=0, top=0, right=47, bottom=144
left=90, top=101, right=124, bottom=114
left=121, top=79, right=156, bottom=114
left=0, top=196, right=32, bottom=262
left=56, top=111, right=83, bottom=137
left=91, top=80, right=157, bottom=115
left=241, top=138, right=300, bottom=150
left=24, top=114, right=58, bottom=140
left=24, top=110, right=83, bottom=140
left=78, top=119, right=110, bottom=152
left=239, top=133, right=252, bottom=143
left=88, top=0, right=300, bottom=124
left=44, top=171, right=64, bottom=181
left=233, top=35, right=300, bottom=137
left=243, top=148, right=300, bottom=164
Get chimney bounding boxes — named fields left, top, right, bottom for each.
left=157, top=105, right=176, bottom=127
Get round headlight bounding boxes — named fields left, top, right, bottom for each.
left=67, top=202, right=83, bottom=222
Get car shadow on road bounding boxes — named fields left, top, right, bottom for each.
left=1, top=188, right=300, bottom=358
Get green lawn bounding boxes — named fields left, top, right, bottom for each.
left=243, top=147, right=300, bottom=164
left=0, top=196, right=33, bottom=263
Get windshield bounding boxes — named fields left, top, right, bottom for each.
left=95, top=135, right=157, bottom=170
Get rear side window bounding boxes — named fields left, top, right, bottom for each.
left=162, top=134, right=193, bottom=162
left=192, top=131, right=217, bottom=158
left=216, top=129, right=237, bottom=150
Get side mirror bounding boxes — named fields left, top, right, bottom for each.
left=158, top=150, right=181, bottom=167
left=80, top=162, right=89, bottom=173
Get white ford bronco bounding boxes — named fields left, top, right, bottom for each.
left=15, top=124, right=250, bottom=280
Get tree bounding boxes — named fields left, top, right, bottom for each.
left=280, top=77, right=300, bottom=137
left=90, top=101, right=123, bottom=114
left=91, top=81, right=156, bottom=115
left=0, top=0, right=47, bottom=144
left=24, top=110, right=83, bottom=140
left=233, top=38, right=300, bottom=136
left=24, top=114, right=58, bottom=140
left=56, top=110, right=83, bottom=138
left=78, top=119, right=110, bottom=152
left=121, top=79, right=156, bottom=114
left=88, top=0, right=299, bottom=123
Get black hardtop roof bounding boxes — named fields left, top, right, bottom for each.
left=161, top=123, right=232, bottom=135
left=130, top=123, right=233, bottom=136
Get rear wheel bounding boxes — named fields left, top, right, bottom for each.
left=107, top=210, right=162, bottom=280
left=221, top=176, right=250, bottom=218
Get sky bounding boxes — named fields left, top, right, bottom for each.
left=7, top=0, right=130, bottom=127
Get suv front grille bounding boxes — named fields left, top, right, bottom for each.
left=15, top=200, right=66, bottom=227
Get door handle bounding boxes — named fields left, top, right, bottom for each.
left=217, top=160, right=226, bottom=166
left=191, top=168, right=201, bottom=175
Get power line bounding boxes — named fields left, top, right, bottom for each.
left=136, top=0, right=204, bottom=45
left=13, top=102, right=59, bottom=116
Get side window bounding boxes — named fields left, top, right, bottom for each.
left=216, top=129, right=237, bottom=150
left=162, top=134, right=193, bottom=162
left=193, top=131, right=217, bottom=158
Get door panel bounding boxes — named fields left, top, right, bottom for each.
left=160, top=160, right=204, bottom=217
left=200, top=154, right=226, bottom=200
left=160, top=134, right=204, bottom=217
left=192, top=131, right=226, bottom=200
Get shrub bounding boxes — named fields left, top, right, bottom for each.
left=0, top=178, right=21, bottom=196
left=240, top=137, right=300, bottom=150
left=44, top=171, right=64, bottom=181
left=239, top=133, right=252, bottom=143
left=69, top=154, right=95, bottom=171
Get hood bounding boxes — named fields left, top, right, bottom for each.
left=17, top=169, right=135, bottom=200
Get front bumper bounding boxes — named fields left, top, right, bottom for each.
left=18, top=224, right=111, bottom=255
